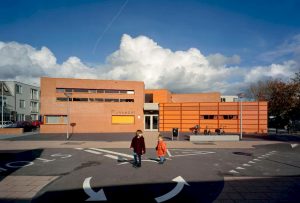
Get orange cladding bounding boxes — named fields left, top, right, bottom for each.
left=159, top=102, right=268, bottom=134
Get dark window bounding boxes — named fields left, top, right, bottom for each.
left=223, top=115, right=237, bottom=119
left=95, top=98, right=104, bottom=102
left=105, top=98, right=119, bottom=102
left=120, top=99, right=134, bottom=102
left=65, top=88, right=73, bottom=92
left=56, top=88, right=65, bottom=93
left=119, top=90, right=127, bottom=94
left=57, top=97, right=67, bottom=102
left=89, top=98, right=95, bottom=102
left=221, top=98, right=226, bottom=102
left=73, top=98, right=88, bottom=102
left=105, top=89, right=120, bottom=94
left=97, top=89, right=105, bottom=93
left=88, top=89, right=97, bottom=93
left=73, top=89, right=89, bottom=93
left=145, top=94, right=153, bottom=103
left=204, top=115, right=215, bottom=119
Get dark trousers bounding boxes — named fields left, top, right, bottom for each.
left=133, top=152, right=141, bottom=165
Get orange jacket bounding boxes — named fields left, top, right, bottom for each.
left=156, top=141, right=167, bottom=157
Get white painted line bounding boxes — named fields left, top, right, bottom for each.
left=258, top=156, right=265, bottom=159
left=253, top=159, right=261, bottom=161
left=104, top=154, right=119, bottom=160
left=291, top=144, right=299, bottom=148
left=167, top=149, right=172, bottom=157
left=248, top=161, right=255, bottom=164
left=172, top=154, right=199, bottom=157
left=90, top=148, right=133, bottom=159
left=229, top=170, right=239, bottom=174
left=84, top=150, right=102, bottom=155
left=75, top=148, right=83, bottom=150
left=243, top=164, right=251, bottom=167
left=236, top=167, right=245, bottom=170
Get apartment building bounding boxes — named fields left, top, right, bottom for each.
left=0, top=81, right=40, bottom=122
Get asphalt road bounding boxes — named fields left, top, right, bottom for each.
left=0, top=143, right=300, bottom=203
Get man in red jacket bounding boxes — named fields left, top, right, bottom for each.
left=130, top=130, right=146, bottom=168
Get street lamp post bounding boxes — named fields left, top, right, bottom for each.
left=64, top=93, right=72, bottom=140
left=237, top=93, right=244, bottom=140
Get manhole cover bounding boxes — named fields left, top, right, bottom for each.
left=62, top=142, right=85, bottom=145
left=233, top=152, right=252, bottom=156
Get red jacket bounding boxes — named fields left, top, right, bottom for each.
left=130, top=136, right=146, bottom=155
left=156, top=141, right=167, bottom=157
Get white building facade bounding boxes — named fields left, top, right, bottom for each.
left=0, top=81, right=40, bottom=122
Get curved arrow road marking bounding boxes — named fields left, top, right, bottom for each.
left=83, top=177, right=107, bottom=201
left=155, top=176, right=189, bottom=203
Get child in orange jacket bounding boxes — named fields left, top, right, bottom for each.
left=156, top=135, right=167, bottom=164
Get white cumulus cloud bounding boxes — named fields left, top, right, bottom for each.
left=0, top=34, right=298, bottom=94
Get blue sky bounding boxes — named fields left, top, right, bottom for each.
left=0, top=0, right=299, bottom=93
left=1, top=0, right=299, bottom=65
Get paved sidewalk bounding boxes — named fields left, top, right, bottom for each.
left=0, top=176, right=58, bottom=201
left=214, top=176, right=300, bottom=203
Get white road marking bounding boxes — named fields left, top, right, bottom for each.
left=167, top=149, right=172, bottom=157
left=75, top=148, right=83, bottom=150
left=243, top=164, right=251, bottom=167
left=90, top=148, right=133, bottom=159
left=104, top=154, right=119, bottom=160
left=172, top=154, right=198, bottom=157
left=236, top=167, right=245, bottom=170
left=229, top=170, right=239, bottom=174
left=84, top=150, right=102, bottom=155
left=248, top=161, right=255, bottom=164
left=83, top=177, right=107, bottom=201
left=155, top=176, right=189, bottom=203
left=253, top=159, right=261, bottom=161
left=258, top=156, right=265, bottom=159
left=291, top=144, right=299, bottom=148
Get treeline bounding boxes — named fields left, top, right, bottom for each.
left=247, top=71, right=300, bottom=131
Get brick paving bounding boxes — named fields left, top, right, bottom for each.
left=0, top=176, right=58, bottom=200
left=214, top=176, right=300, bottom=203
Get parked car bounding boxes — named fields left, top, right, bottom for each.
left=7, top=121, right=34, bottom=132
left=31, top=120, right=43, bottom=128
left=0, top=121, right=13, bottom=128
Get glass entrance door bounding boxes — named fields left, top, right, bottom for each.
left=144, top=115, right=159, bottom=131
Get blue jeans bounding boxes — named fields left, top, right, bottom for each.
left=133, top=152, right=141, bottom=164
left=159, top=156, right=165, bottom=163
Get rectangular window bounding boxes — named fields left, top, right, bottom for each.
left=65, top=88, right=73, bottom=92
left=73, top=98, right=88, bottom=102
left=56, top=88, right=65, bottom=93
left=105, top=89, right=120, bottom=94
left=221, top=98, right=226, bottom=102
left=203, top=115, right=215, bottom=119
left=45, top=115, right=67, bottom=124
left=112, top=115, right=135, bottom=124
left=95, top=98, right=104, bottom=102
left=89, top=98, right=95, bottom=102
left=19, top=100, right=25, bottom=108
left=120, top=99, right=134, bottom=102
left=31, top=89, right=38, bottom=100
left=223, top=115, right=237, bottom=119
left=105, top=98, right=119, bottom=102
left=16, top=84, right=22, bottom=94
left=145, top=94, right=153, bottom=103
left=97, top=89, right=105, bottom=93
left=73, top=89, right=89, bottom=93
left=30, top=101, right=38, bottom=112
left=127, top=90, right=135, bottom=94
left=88, top=89, right=97, bottom=93
left=56, top=97, right=71, bottom=102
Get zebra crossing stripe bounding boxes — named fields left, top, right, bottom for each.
left=84, top=150, right=102, bottom=155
